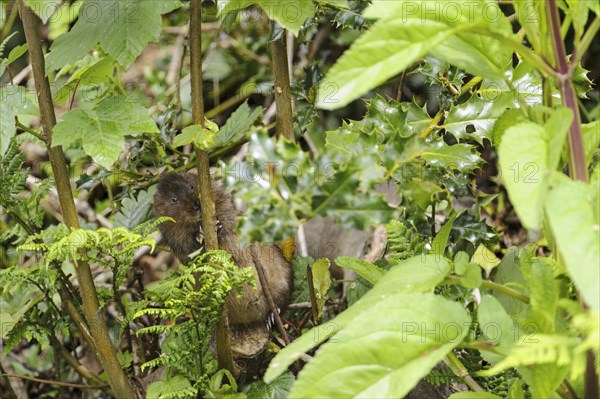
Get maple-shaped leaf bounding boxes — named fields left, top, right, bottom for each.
left=52, top=97, right=158, bottom=169
left=46, top=0, right=182, bottom=71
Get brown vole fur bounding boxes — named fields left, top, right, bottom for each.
left=153, top=172, right=292, bottom=326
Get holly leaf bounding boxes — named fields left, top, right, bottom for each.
left=46, top=0, right=182, bottom=71
left=52, top=97, right=158, bottom=169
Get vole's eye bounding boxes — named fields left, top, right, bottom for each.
left=171, top=196, right=178, bottom=203
left=188, top=184, right=193, bottom=190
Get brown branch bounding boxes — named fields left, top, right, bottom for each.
left=1, top=373, right=108, bottom=390
left=189, top=0, right=236, bottom=376
left=17, top=3, right=136, bottom=397
left=270, top=29, right=294, bottom=141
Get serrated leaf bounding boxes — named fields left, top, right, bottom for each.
left=422, top=143, right=482, bottom=172
left=0, top=86, right=38, bottom=156
left=335, top=256, right=385, bottom=285
left=7, top=44, right=27, bottom=64
left=45, top=0, right=182, bottom=71
left=52, top=97, right=158, bottom=168
left=55, top=57, right=115, bottom=103
left=212, top=101, right=263, bottom=149
left=246, top=372, right=294, bottom=399
left=173, top=123, right=216, bottom=150
left=546, top=178, right=600, bottom=310
left=443, top=95, right=507, bottom=144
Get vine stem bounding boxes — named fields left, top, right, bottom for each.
left=17, top=3, right=137, bottom=397
left=189, top=0, right=236, bottom=375
left=445, top=275, right=530, bottom=304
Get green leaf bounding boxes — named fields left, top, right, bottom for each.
left=460, top=262, right=482, bottom=289
left=431, top=213, right=458, bottom=256
left=246, top=372, right=294, bottom=399
left=544, top=108, right=573, bottom=171
left=546, top=178, right=600, bottom=310
left=287, top=293, right=470, bottom=399
left=478, top=295, right=519, bottom=359
left=146, top=375, right=195, bottom=399
left=335, top=256, right=385, bottom=285
left=54, top=57, right=116, bottom=104
left=114, top=186, right=157, bottom=230
left=23, top=0, right=60, bottom=23
left=582, top=121, right=600, bottom=167
left=472, top=244, right=501, bottom=278
left=312, top=258, right=331, bottom=319
left=7, top=44, right=27, bottom=64
left=521, top=258, right=557, bottom=333
left=52, top=97, right=158, bottom=168
left=212, top=101, right=263, bottom=149
left=173, top=123, right=217, bottom=150
left=316, top=18, right=465, bottom=109
left=220, top=0, right=315, bottom=36
left=265, top=255, right=451, bottom=382
left=443, top=95, right=508, bottom=144
left=453, top=251, right=469, bottom=275
left=0, top=86, right=38, bottom=156
left=498, top=122, right=548, bottom=230
left=46, top=1, right=182, bottom=71
left=422, top=143, right=482, bottom=172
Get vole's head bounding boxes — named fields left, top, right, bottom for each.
left=154, top=172, right=201, bottom=226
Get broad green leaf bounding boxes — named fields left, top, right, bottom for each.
left=478, top=295, right=520, bottom=359
left=544, top=108, right=573, bottom=171
left=498, top=122, right=548, bottom=230
left=265, top=255, right=451, bottom=382
left=492, top=109, right=528, bottom=148
left=453, top=251, right=469, bottom=275
left=146, top=375, right=195, bottom=399
left=46, top=1, right=182, bottom=71
left=312, top=258, right=331, bottom=319
left=245, top=372, right=294, bottom=399
left=54, top=57, right=115, bottom=103
left=421, top=143, right=481, bottom=172
left=546, top=178, right=600, bottom=310
left=0, top=86, right=38, bottom=155
left=431, top=213, right=458, bottom=256
left=513, top=0, right=544, bottom=52
left=335, top=257, right=385, bottom=285
left=491, top=247, right=529, bottom=317
left=52, top=97, right=158, bottom=168
left=114, top=186, right=157, bottom=229
left=472, top=244, right=501, bottom=278
left=212, top=101, right=263, bottom=149
left=219, top=0, right=315, bottom=36
left=521, top=258, right=557, bottom=333
left=582, top=121, right=600, bottom=167
left=460, top=263, right=482, bottom=289
left=316, top=18, right=466, bottom=109
left=288, top=293, right=470, bottom=398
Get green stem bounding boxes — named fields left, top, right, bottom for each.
left=446, top=275, right=530, bottom=303
left=573, top=17, right=599, bottom=67
left=444, top=352, right=485, bottom=392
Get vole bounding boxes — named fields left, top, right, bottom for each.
left=153, top=172, right=292, bottom=326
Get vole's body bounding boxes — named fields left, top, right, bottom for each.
left=154, top=172, right=292, bottom=326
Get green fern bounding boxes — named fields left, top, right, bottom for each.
left=385, top=219, right=425, bottom=263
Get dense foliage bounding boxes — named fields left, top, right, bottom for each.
left=0, top=0, right=598, bottom=398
